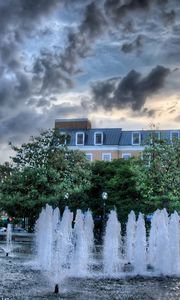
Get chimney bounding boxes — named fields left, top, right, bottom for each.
left=55, top=118, right=91, bottom=130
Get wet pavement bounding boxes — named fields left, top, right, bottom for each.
left=0, top=247, right=180, bottom=300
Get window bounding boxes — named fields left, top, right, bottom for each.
left=154, top=132, right=160, bottom=140
left=149, top=132, right=160, bottom=143
left=59, top=132, right=71, bottom=145
left=85, top=153, right=93, bottom=161
left=102, top=153, right=111, bottom=161
left=94, top=132, right=103, bottom=145
left=170, top=131, right=179, bottom=142
left=122, top=153, right=131, bottom=160
left=76, top=132, right=84, bottom=145
left=132, top=132, right=141, bottom=145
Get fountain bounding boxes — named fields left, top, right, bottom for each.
left=125, top=210, right=136, bottom=265
left=133, top=213, right=147, bottom=275
left=147, top=209, right=160, bottom=270
left=103, top=210, right=122, bottom=275
left=35, top=205, right=180, bottom=293
left=6, top=223, right=13, bottom=256
left=169, top=211, right=180, bottom=275
left=0, top=223, right=13, bottom=256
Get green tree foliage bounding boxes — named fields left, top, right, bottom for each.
left=134, top=138, right=180, bottom=213
left=87, top=159, right=142, bottom=224
left=0, top=162, right=12, bottom=183
left=0, top=129, right=92, bottom=224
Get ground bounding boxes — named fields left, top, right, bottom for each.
left=0, top=247, right=180, bottom=300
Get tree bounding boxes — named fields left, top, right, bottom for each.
left=134, top=138, right=180, bottom=212
left=0, top=162, right=12, bottom=183
left=87, top=159, right=142, bottom=225
left=0, top=129, right=92, bottom=228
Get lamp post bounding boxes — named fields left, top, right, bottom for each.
left=64, top=192, right=69, bottom=200
left=102, top=192, right=108, bottom=232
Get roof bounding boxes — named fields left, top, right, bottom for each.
left=58, top=128, right=179, bottom=146
left=59, top=128, right=122, bottom=146
left=119, top=130, right=174, bottom=146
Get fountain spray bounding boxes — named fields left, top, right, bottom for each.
left=6, top=223, right=12, bottom=256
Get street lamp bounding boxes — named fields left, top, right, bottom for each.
left=102, top=192, right=108, bottom=231
left=64, top=192, right=69, bottom=200
left=102, top=192, right=108, bottom=201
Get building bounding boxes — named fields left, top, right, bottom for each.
left=55, top=118, right=180, bottom=161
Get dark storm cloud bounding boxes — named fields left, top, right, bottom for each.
left=31, top=2, right=107, bottom=94
left=27, top=96, right=57, bottom=108
left=104, top=0, right=151, bottom=22
left=0, top=0, right=59, bottom=29
left=59, top=2, right=107, bottom=74
left=162, top=10, right=176, bottom=25
left=0, top=113, right=40, bottom=145
left=0, top=70, right=32, bottom=111
left=0, top=101, right=87, bottom=144
left=121, top=35, right=144, bottom=53
left=141, top=108, right=156, bottom=117
left=0, top=0, right=62, bottom=115
left=0, top=0, right=179, bottom=164
left=0, top=0, right=176, bottom=110
left=91, top=65, right=170, bottom=111
left=163, top=35, right=180, bottom=62
left=37, top=98, right=51, bottom=108
left=0, top=0, right=60, bottom=53
left=32, top=49, right=74, bottom=96
left=0, top=0, right=108, bottom=150
left=104, top=0, right=171, bottom=22
left=2, top=112, right=37, bottom=133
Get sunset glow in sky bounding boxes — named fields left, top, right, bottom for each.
left=0, top=0, right=180, bottom=162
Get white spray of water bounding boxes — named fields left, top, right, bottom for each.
left=103, top=210, right=122, bottom=275
left=35, top=204, right=54, bottom=271
left=35, top=206, right=180, bottom=280
left=148, top=210, right=160, bottom=268
left=169, top=211, right=180, bottom=275
left=134, top=213, right=147, bottom=275
left=71, top=210, right=87, bottom=276
left=125, top=210, right=136, bottom=264
left=155, top=209, right=170, bottom=275
left=84, top=209, right=94, bottom=266
left=6, top=223, right=13, bottom=255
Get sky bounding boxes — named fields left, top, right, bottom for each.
left=0, top=0, right=180, bottom=163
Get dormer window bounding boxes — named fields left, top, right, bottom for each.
left=154, top=132, right=160, bottom=140
left=94, top=132, right=103, bottom=145
left=170, top=131, right=179, bottom=142
left=59, top=132, right=71, bottom=145
left=76, top=132, right=84, bottom=145
left=150, top=131, right=160, bottom=142
left=132, top=132, right=141, bottom=145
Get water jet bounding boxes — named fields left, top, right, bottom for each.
left=35, top=205, right=180, bottom=284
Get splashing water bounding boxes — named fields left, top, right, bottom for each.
left=35, top=206, right=180, bottom=284
left=133, top=213, right=147, bottom=275
left=6, top=223, right=13, bottom=255
left=125, top=210, right=136, bottom=265
left=103, top=210, right=122, bottom=274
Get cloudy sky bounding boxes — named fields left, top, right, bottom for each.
left=0, top=0, right=180, bottom=163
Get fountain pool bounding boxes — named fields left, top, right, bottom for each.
left=35, top=205, right=180, bottom=292
left=0, top=205, right=180, bottom=299
left=0, top=247, right=180, bottom=299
